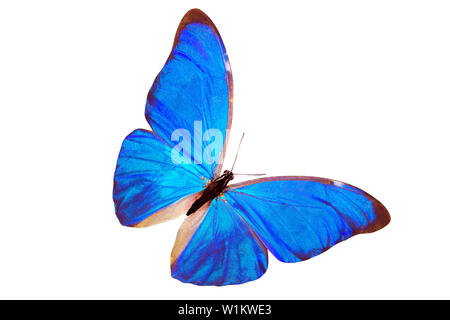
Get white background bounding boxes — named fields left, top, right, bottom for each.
left=1, top=0, right=449, bottom=299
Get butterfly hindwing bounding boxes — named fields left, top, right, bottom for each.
left=113, top=129, right=205, bottom=226
left=225, top=177, right=390, bottom=262
left=170, top=198, right=268, bottom=286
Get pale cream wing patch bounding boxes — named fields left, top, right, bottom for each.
left=132, top=192, right=202, bottom=228
left=170, top=201, right=211, bottom=266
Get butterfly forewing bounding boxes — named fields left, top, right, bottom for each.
left=225, top=177, right=390, bottom=262
left=145, top=9, right=233, bottom=179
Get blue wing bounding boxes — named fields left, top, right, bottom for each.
left=114, top=9, right=234, bottom=226
left=145, top=9, right=233, bottom=179
left=170, top=198, right=268, bottom=286
left=113, top=129, right=205, bottom=226
left=225, top=177, right=390, bottom=263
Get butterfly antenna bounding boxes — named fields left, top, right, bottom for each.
left=230, top=133, right=266, bottom=176
left=231, top=133, right=245, bottom=171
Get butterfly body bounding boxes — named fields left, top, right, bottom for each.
left=113, top=9, right=390, bottom=286
left=186, top=170, right=234, bottom=216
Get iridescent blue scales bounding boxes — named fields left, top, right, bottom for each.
left=113, top=9, right=390, bottom=286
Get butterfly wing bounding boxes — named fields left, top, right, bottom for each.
left=114, top=9, right=233, bottom=226
left=225, top=177, right=390, bottom=262
left=170, top=198, right=268, bottom=286
left=113, top=129, right=205, bottom=227
left=145, top=9, right=233, bottom=179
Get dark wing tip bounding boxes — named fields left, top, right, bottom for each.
left=365, top=197, right=391, bottom=233
left=179, top=8, right=215, bottom=29
left=170, top=8, right=223, bottom=60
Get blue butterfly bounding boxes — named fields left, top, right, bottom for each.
left=113, top=9, right=390, bottom=286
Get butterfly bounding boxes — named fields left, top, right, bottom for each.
left=113, top=8, right=390, bottom=286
